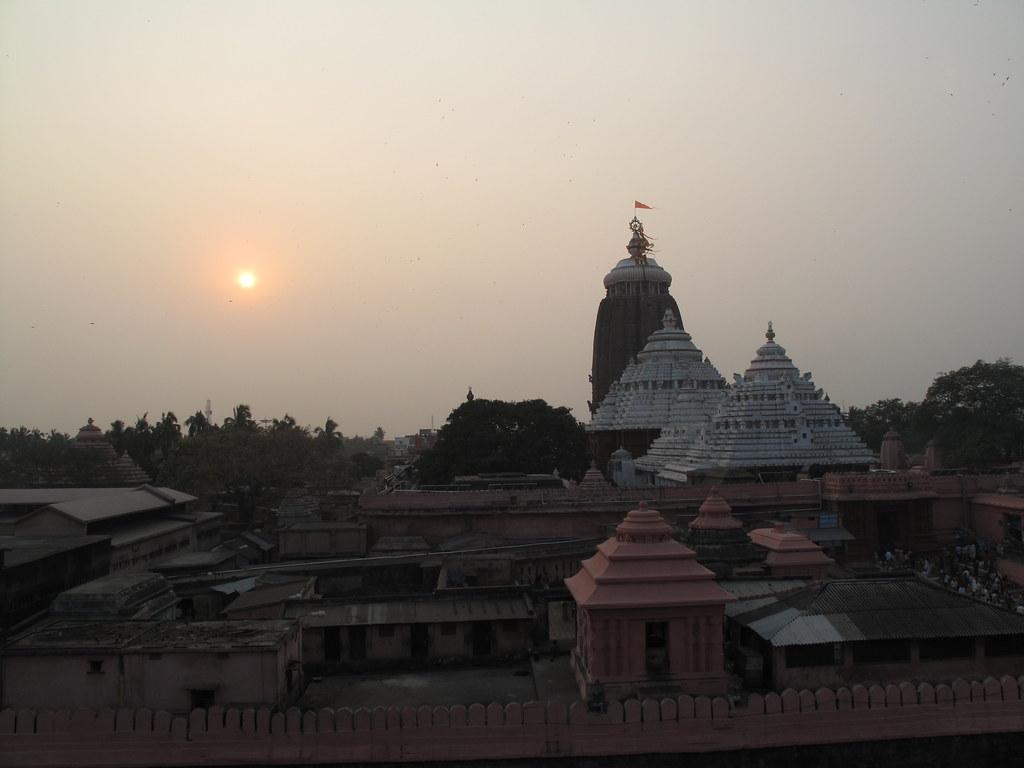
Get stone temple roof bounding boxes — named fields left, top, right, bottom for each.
left=657, top=324, right=876, bottom=476
left=589, top=310, right=727, bottom=436
left=602, top=250, right=672, bottom=289
left=689, top=487, right=743, bottom=531
left=565, top=502, right=734, bottom=610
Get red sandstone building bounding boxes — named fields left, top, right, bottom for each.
left=566, top=502, right=735, bottom=700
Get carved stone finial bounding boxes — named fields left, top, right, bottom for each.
left=87, top=417, right=94, bottom=426
left=626, top=217, right=653, bottom=263
left=766, top=321, right=775, bottom=342
left=466, top=387, right=474, bottom=402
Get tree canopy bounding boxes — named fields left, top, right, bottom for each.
left=415, top=397, right=588, bottom=484
left=1, top=405, right=389, bottom=504
left=848, top=359, right=1024, bottom=468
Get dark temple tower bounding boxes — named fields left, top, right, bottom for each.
left=590, top=217, right=681, bottom=414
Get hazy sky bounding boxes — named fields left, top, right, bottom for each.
left=1, top=1, right=1022, bottom=439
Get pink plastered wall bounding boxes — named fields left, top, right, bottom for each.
left=3, top=675, right=1024, bottom=766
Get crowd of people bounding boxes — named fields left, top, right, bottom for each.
left=914, top=541, right=1024, bottom=615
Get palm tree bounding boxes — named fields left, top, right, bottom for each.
left=223, top=404, right=255, bottom=432
left=184, top=411, right=210, bottom=437
left=107, top=420, right=127, bottom=455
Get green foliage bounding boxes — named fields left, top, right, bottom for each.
left=416, top=397, right=588, bottom=484
left=2, top=403, right=385, bottom=504
left=922, top=359, right=1024, bottom=467
left=849, top=359, right=1024, bottom=468
left=847, top=399, right=925, bottom=453
left=0, top=428, right=120, bottom=487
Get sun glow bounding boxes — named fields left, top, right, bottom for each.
left=238, top=272, right=256, bottom=289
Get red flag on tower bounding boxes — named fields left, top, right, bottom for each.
left=634, top=201, right=653, bottom=210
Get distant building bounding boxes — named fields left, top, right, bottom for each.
left=589, top=309, right=727, bottom=473
left=277, top=521, right=367, bottom=559
left=727, top=578, right=1024, bottom=690
left=287, top=595, right=535, bottom=669
left=13, top=485, right=220, bottom=573
left=657, top=324, right=875, bottom=484
left=2, top=619, right=302, bottom=711
left=0, top=534, right=111, bottom=631
left=50, top=571, right=178, bottom=621
left=591, top=218, right=683, bottom=416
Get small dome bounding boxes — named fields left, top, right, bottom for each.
left=615, top=501, right=674, bottom=542
left=75, top=418, right=106, bottom=442
left=636, top=309, right=703, bottom=361
left=603, top=256, right=672, bottom=289
left=690, top=487, right=743, bottom=530
left=744, top=322, right=798, bottom=380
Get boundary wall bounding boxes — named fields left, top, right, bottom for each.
left=3, top=676, right=1024, bottom=766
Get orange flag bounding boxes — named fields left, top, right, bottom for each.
left=634, top=201, right=653, bottom=210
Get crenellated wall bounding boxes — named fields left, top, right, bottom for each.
left=3, top=676, right=1024, bottom=766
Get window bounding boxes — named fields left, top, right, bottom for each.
left=645, top=622, right=669, bottom=674
left=378, top=625, right=395, bottom=638
left=852, top=640, right=910, bottom=664
left=88, top=660, right=104, bottom=674
left=986, top=635, right=1024, bottom=658
left=189, top=689, right=215, bottom=709
left=440, top=623, right=457, bottom=636
left=785, top=644, right=841, bottom=668
left=919, top=638, right=973, bottom=660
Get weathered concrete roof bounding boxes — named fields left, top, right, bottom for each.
left=44, top=485, right=196, bottom=524
left=6, top=619, right=297, bottom=653
left=289, top=596, right=534, bottom=627
left=51, top=571, right=176, bottom=619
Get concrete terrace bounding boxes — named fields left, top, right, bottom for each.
left=300, top=657, right=579, bottom=710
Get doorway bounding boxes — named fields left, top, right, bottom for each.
left=645, top=621, right=669, bottom=675
left=324, top=626, right=341, bottom=663
left=411, top=624, right=429, bottom=659
left=349, top=626, right=367, bottom=661
left=472, top=622, right=492, bottom=657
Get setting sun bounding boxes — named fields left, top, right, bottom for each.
left=237, top=272, right=256, bottom=289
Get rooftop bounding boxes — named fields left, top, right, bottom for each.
left=300, top=657, right=579, bottom=709
left=50, top=571, right=176, bottom=619
left=0, top=534, right=109, bottom=569
left=728, top=577, right=1024, bottom=647
left=223, top=578, right=315, bottom=613
left=43, top=485, right=197, bottom=525
left=288, top=595, right=535, bottom=627
left=6, top=619, right=297, bottom=654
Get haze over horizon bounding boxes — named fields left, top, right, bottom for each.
left=2, top=1, right=1022, bottom=439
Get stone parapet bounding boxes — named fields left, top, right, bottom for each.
left=822, top=472, right=936, bottom=501
left=3, top=675, right=1024, bottom=766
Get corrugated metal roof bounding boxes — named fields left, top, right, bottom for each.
left=731, top=578, right=1024, bottom=646
left=771, top=615, right=851, bottom=646
left=722, top=580, right=808, bottom=599
left=725, top=595, right=777, bottom=618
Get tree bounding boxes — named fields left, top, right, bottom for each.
left=416, top=397, right=588, bottom=484
left=847, top=399, right=923, bottom=453
left=373, top=426, right=385, bottom=442
left=223, top=404, right=256, bottom=432
left=920, top=359, right=1024, bottom=467
left=350, top=451, right=384, bottom=478
left=184, top=411, right=211, bottom=437
left=106, top=420, right=127, bottom=456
